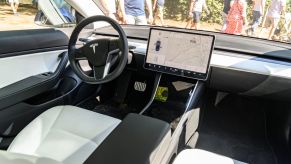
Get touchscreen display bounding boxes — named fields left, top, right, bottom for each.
left=145, top=28, right=215, bottom=80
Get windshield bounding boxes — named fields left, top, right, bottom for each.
left=1, top=0, right=290, bottom=43
left=99, top=0, right=291, bottom=43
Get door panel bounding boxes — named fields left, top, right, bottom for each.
left=0, top=52, right=68, bottom=109
left=0, top=28, right=68, bottom=55
left=0, top=28, right=81, bottom=150
left=0, top=50, right=65, bottom=89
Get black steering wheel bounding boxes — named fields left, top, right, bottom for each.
left=68, top=16, right=128, bottom=84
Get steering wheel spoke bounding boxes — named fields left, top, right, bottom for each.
left=93, top=49, right=120, bottom=79
left=109, top=48, right=120, bottom=56
left=93, top=66, right=105, bottom=79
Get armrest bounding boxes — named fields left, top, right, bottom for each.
left=85, top=113, right=171, bottom=164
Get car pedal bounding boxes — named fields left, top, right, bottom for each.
left=134, top=82, right=147, bottom=92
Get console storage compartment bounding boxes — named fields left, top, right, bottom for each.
left=143, top=74, right=198, bottom=132
left=85, top=113, right=171, bottom=164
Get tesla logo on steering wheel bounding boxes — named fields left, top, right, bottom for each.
left=90, top=43, right=99, bottom=54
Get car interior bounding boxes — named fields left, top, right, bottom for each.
left=0, top=15, right=291, bottom=164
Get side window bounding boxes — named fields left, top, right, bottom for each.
left=0, top=0, right=40, bottom=31
left=0, top=0, right=79, bottom=31
left=0, top=0, right=108, bottom=31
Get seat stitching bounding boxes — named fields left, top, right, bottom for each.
left=50, top=106, right=66, bottom=129
left=41, top=106, right=64, bottom=140
left=34, top=106, right=65, bottom=155
left=48, top=128, right=98, bottom=146
left=52, top=122, right=118, bottom=143
left=7, top=106, right=65, bottom=154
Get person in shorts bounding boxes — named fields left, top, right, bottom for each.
left=265, top=0, right=286, bottom=40
left=9, top=0, right=19, bottom=16
left=153, top=0, right=165, bottom=26
left=188, top=0, right=210, bottom=30
left=119, top=0, right=153, bottom=25
left=246, top=0, right=266, bottom=36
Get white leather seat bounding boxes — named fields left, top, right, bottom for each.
left=173, top=149, right=247, bottom=164
left=5, top=106, right=121, bottom=164
left=0, top=150, right=62, bottom=164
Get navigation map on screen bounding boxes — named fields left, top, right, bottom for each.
left=145, top=28, right=214, bottom=80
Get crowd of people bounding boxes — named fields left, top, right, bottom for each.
left=101, top=0, right=288, bottom=40
left=4, top=0, right=289, bottom=40
left=221, top=0, right=287, bottom=40
left=100, top=0, right=165, bottom=26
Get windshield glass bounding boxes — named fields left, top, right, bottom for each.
left=105, top=0, right=291, bottom=43
left=1, top=0, right=290, bottom=43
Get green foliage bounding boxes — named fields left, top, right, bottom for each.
left=201, top=0, right=224, bottom=24
left=164, top=0, right=190, bottom=20
left=163, top=0, right=225, bottom=24
left=287, top=0, right=291, bottom=12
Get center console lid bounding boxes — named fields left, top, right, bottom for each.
left=84, top=113, right=170, bottom=164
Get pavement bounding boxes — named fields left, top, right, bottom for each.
left=0, top=4, right=41, bottom=31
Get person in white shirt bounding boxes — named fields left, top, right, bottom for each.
left=265, top=0, right=286, bottom=40
left=188, top=0, right=210, bottom=30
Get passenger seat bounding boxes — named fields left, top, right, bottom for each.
left=173, top=149, right=247, bottom=164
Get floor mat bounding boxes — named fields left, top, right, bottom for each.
left=144, top=101, right=185, bottom=131
left=77, top=97, right=137, bottom=120
left=196, top=91, right=277, bottom=164
left=92, top=104, right=130, bottom=120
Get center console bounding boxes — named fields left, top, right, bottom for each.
left=84, top=28, right=215, bottom=164
left=84, top=113, right=171, bottom=164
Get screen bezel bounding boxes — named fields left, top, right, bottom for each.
left=144, top=27, right=215, bottom=81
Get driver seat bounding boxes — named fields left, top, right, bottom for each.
left=3, top=106, right=121, bottom=164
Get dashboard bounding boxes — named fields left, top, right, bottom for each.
left=93, top=26, right=291, bottom=101
left=144, top=28, right=215, bottom=80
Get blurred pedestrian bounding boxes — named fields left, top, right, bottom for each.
left=246, top=0, right=266, bottom=36
left=100, top=0, right=118, bottom=21
left=225, top=0, right=247, bottom=35
left=9, top=0, right=19, bottom=16
left=119, top=0, right=153, bottom=25
left=185, top=14, right=193, bottom=29
left=265, top=0, right=286, bottom=40
left=188, top=0, right=210, bottom=30
left=221, top=0, right=232, bottom=32
left=153, top=0, right=165, bottom=26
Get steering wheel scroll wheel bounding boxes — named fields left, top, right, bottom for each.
left=68, top=15, right=129, bottom=84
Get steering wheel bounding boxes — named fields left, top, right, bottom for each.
left=68, top=16, right=128, bottom=84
